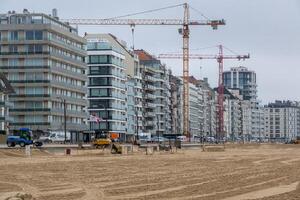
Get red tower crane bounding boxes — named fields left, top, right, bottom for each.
left=159, top=45, right=250, bottom=139
left=62, top=3, right=225, bottom=137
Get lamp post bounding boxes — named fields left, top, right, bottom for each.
left=97, top=104, right=107, bottom=135
left=135, top=108, right=139, bottom=143
left=57, top=97, right=67, bottom=144
left=156, top=114, right=160, bottom=144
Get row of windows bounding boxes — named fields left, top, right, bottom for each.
left=88, top=55, right=111, bottom=64
left=89, top=99, right=126, bottom=109
left=52, top=74, right=85, bottom=87
left=0, top=30, right=43, bottom=41
left=89, top=88, right=125, bottom=98
left=8, top=72, right=46, bottom=81
left=52, top=116, right=84, bottom=124
left=5, top=15, right=77, bottom=34
left=1, top=44, right=84, bottom=62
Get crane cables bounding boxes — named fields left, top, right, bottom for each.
left=105, top=3, right=185, bottom=20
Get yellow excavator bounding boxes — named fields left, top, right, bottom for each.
left=291, top=136, right=300, bottom=144
left=92, top=132, right=122, bottom=153
left=93, top=132, right=111, bottom=149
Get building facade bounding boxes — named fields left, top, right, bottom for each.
left=197, top=78, right=217, bottom=137
left=85, top=34, right=127, bottom=139
left=223, top=66, right=263, bottom=140
left=264, top=100, right=300, bottom=141
left=0, top=9, right=88, bottom=132
left=0, top=73, right=14, bottom=134
left=135, top=50, right=172, bottom=136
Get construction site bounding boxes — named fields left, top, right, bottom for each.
left=1, top=0, right=300, bottom=199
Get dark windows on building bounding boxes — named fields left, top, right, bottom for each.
left=89, top=66, right=111, bottom=75
left=89, top=99, right=109, bottom=109
left=89, top=77, right=112, bottom=86
left=25, top=44, right=43, bottom=53
left=25, top=30, right=43, bottom=40
left=89, top=88, right=111, bottom=97
left=8, top=45, right=18, bottom=53
left=88, top=55, right=111, bottom=64
left=9, top=31, right=18, bottom=40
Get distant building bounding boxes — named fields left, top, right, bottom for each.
left=223, top=66, right=257, bottom=100
left=170, top=76, right=207, bottom=138
left=198, top=78, right=217, bottom=137
left=223, top=89, right=242, bottom=140
left=223, top=66, right=263, bottom=140
left=264, top=100, right=300, bottom=141
left=0, top=73, right=14, bottom=134
left=0, top=9, right=88, bottom=132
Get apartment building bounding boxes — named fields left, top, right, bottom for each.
left=0, top=73, right=14, bottom=134
left=197, top=78, right=217, bottom=137
left=170, top=76, right=205, bottom=138
left=264, top=100, right=300, bottom=141
left=223, top=89, right=242, bottom=140
left=135, top=50, right=172, bottom=136
left=85, top=34, right=127, bottom=139
left=223, top=66, right=263, bottom=139
left=0, top=9, right=88, bottom=132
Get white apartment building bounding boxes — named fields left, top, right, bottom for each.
left=264, top=100, right=300, bottom=141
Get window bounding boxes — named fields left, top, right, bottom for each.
left=26, top=30, right=43, bottom=40
left=25, top=87, right=44, bottom=94
left=88, top=55, right=110, bottom=64
left=25, top=44, right=43, bottom=53
left=24, top=58, right=44, bottom=66
left=8, top=45, right=18, bottom=53
left=26, top=31, right=34, bottom=40
left=8, top=59, right=19, bottom=66
left=90, top=88, right=110, bottom=97
left=35, top=30, right=43, bottom=40
left=9, top=31, right=18, bottom=40
left=89, top=77, right=111, bottom=86
left=90, top=99, right=109, bottom=108
left=89, top=66, right=111, bottom=75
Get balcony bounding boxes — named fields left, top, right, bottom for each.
left=10, top=108, right=51, bottom=112
left=145, top=121, right=154, bottom=126
left=145, top=93, right=156, bottom=99
left=10, top=94, right=50, bottom=98
left=51, top=80, right=87, bottom=93
left=145, top=102, right=156, bottom=108
left=145, top=85, right=156, bottom=91
left=0, top=101, right=13, bottom=108
left=145, top=112, right=155, bottom=117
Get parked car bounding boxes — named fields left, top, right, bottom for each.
left=39, top=131, right=70, bottom=143
left=151, top=136, right=166, bottom=143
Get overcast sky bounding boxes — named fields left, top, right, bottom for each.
left=1, top=0, right=300, bottom=104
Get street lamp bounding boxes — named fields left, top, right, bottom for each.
left=96, top=104, right=107, bottom=134
left=56, top=97, right=67, bottom=144
left=135, top=108, right=139, bottom=143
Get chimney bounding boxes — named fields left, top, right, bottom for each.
left=23, top=9, right=29, bottom=14
left=52, top=8, right=58, bottom=20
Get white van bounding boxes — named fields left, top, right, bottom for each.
left=177, top=136, right=187, bottom=142
left=40, top=131, right=71, bottom=143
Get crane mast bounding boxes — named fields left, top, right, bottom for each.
left=182, top=3, right=190, bottom=138
left=62, top=4, right=225, bottom=138
left=217, top=45, right=224, bottom=140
